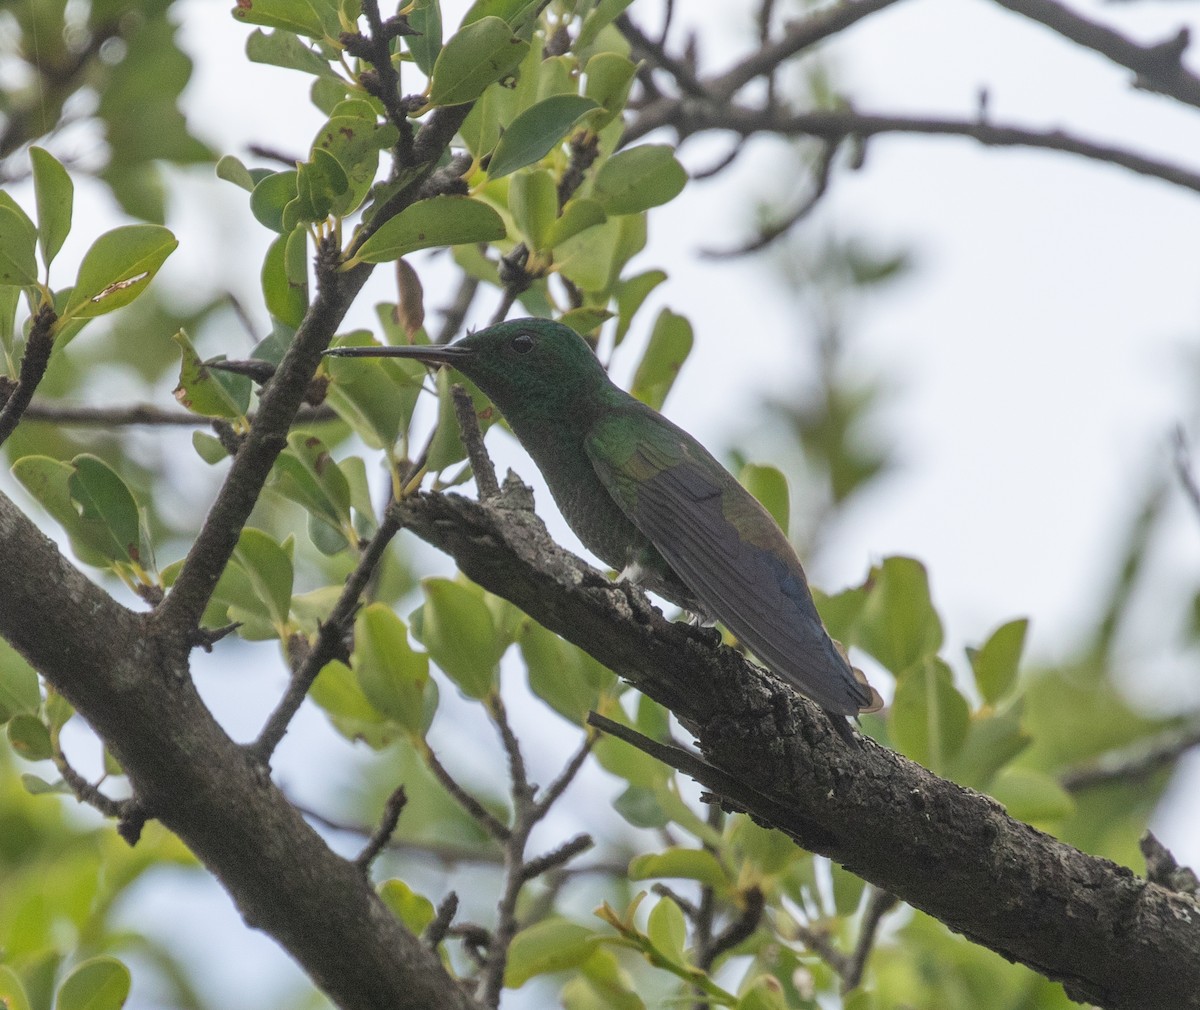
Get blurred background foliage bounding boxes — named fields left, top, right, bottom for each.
left=0, top=0, right=1195, bottom=1008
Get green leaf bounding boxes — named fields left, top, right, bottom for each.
left=0, top=642, right=39, bottom=724
left=428, top=16, right=529, bottom=107
left=312, top=115, right=399, bottom=218
left=67, top=455, right=143, bottom=567
left=21, top=773, right=70, bottom=795
left=583, top=52, right=637, bottom=129
left=504, top=919, right=598, bottom=988
left=461, top=0, right=542, bottom=29
left=62, top=225, right=177, bottom=320
left=517, top=619, right=613, bottom=724
left=231, top=528, right=294, bottom=635
left=246, top=27, right=340, bottom=78
left=406, top=0, right=443, bottom=76
left=289, top=146, right=349, bottom=225
left=613, top=268, right=666, bottom=345
left=592, top=145, right=687, bottom=216
left=172, top=330, right=251, bottom=419
left=558, top=307, right=613, bottom=336
left=355, top=196, right=506, bottom=264
left=54, top=956, right=131, bottom=1010
left=576, top=0, right=635, bottom=50
left=646, top=896, right=688, bottom=965
left=251, top=170, right=299, bottom=233
left=739, top=464, right=789, bottom=535
left=354, top=604, right=431, bottom=733
left=629, top=848, right=728, bottom=889
left=543, top=197, right=606, bottom=249
left=507, top=169, right=557, bottom=250
left=378, top=879, right=437, bottom=935
left=231, top=0, right=326, bottom=39
left=262, top=228, right=309, bottom=327
left=889, top=657, right=969, bottom=773
left=30, top=147, right=73, bottom=270
left=856, top=556, right=943, bottom=675
left=216, top=154, right=257, bottom=191
left=8, top=714, right=53, bottom=761
left=630, top=308, right=692, bottom=410
left=968, top=618, right=1028, bottom=705
left=737, top=976, right=789, bottom=1010
left=990, top=766, right=1075, bottom=826
left=944, top=702, right=1030, bottom=791
left=488, top=95, right=599, bottom=179
left=416, top=578, right=502, bottom=699
left=310, top=659, right=396, bottom=749
left=0, top=206, right=40, bottom=287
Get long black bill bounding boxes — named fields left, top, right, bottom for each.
left=322, top=344, right=474, bottom=366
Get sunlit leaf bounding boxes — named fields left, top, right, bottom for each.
left=30, top=147, right=73, bottom=269
left=62, top=225, right=177, bottom=320
left=354, top=196, right=506, bottom=263
left=428, top=16, right=529, bottom=107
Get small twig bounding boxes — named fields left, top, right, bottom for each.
left=19, top=401, right=337, bottom=427
left=449, top=923, right=492, bottom=969
left=351, top=0, right=413, bottom=137
left=532, top=732, right=595, bottom=818
left=0, top=303, right=56, bottom=448
left=842, top=887, right=899, bottom=991
left=651, top=882, right=701, bottom=919
left=1172, top=425, right=1200, bottom=524
left=296, top=800, right=504, bottom=864
left=425, top=746, right=511, bottom=842
left=487, top=694, right=532, bottom=804
left=1060, top=720, right=1200, bottom=792
left=54, top=749, right=127, bottom=820
left=617, top=12, right=707, bottom=97
left=354, top=784, right=408, bottom=873
left=557, top=132, right=601, bottom=209
left=247, top=144, right=301, bottom=167
left=425, top=892, right=460, bottom=947
left=521, top=833, right=593, bottom=882
left=701, top=141, right=840, bottom=257
left=251, top=508, right=404, bottom=762
left=705, top=886, right=765, bottom=968
left=451, top=383, right=499, bottom=500
left=692, top=144, right=743, bottom=180
left=435, top=274, right=479, bottom=345
left=794, top=921, right=849, bottom=975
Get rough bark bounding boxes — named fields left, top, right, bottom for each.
left=394, top=482, right=1200, bottom=1010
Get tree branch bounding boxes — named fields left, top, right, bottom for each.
left=991, top=0, right=1200, bottom=108
left=626, top=104, right=1200, bottom=192
left=0, top=303, right=57, bottom=447
left=0, top=489, right=477, bottom=1010
left=393, top=483, right=1200, bottom=1010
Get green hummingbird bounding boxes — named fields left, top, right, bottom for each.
left=325, top=318, right=880, bottom=741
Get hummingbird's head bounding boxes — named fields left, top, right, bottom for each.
left=325, top=317, right=611, bottom=416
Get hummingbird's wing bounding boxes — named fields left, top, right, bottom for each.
left=586, top=411, right=876, bottom=716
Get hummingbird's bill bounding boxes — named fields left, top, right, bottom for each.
left=322, top=344, right=473, bottom=365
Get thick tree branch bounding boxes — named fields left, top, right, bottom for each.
left=0, top=490, right=477, bottom=1010
left=394, top=484, right=1200, bottom=1010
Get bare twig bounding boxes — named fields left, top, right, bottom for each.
left=701, top=141, right=840, bottom=257
left=53, top=748, right=128, bottom=820
left=435, top=274, right=479, bottom=345
left=617, top=12, right=707, bottom=97
left=532, top=732, right=595, bottom=818
left=425, top=892, right=460, bottom=947
left=354, top=784, right=408, bottom=873
left=842, top=887, right=900, bottom=991
left=0, top=303, right=56, bottom=448
left=991, top=0, right=1200, bottom=108
left=1172, top=425, right=1200, bottom=523
left=521, top=833, right=594, bottom=882
left=251, top=508, right=404, bottom=762
left=1060, top=720, right=1200, bottom=792
left=20, top=401, right=336, bottom=427
left=627, top=105, right=1200, bottom=193
left=296, top=801, right=504, bottom=864
left=425, top=746, right=511, bottom=842
left=451, top=383, right=500, bottom=500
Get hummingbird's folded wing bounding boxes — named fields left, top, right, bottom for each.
left=586, top=415, right=874, bottom=716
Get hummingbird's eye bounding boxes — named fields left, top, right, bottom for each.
left=510, top=333, right=535, bottom=354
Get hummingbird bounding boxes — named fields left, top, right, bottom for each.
left=325, top=318, right=881, bottom=742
